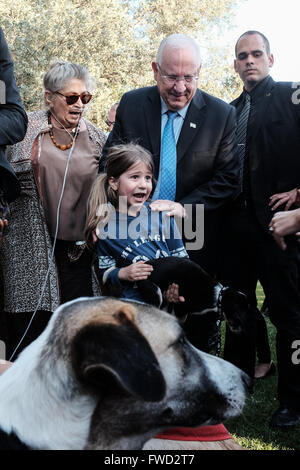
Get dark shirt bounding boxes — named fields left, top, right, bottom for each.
left=239, top=75, right=272, bottom=130
left=237, top=75, right=272, bottom=203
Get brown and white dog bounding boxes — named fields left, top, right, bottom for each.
left=0, top=297, right=249, bottom=450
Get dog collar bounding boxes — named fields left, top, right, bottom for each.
left=0, top=427, right=32, bottom=450
left=190, top=283, right=225, bottom=318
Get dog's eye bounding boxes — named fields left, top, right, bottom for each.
left=178, top=335, right=186, bottom=345
left=173, top=334, right=186, bottom=348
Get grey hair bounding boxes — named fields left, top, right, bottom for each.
left=43, top=60, right=95, bottom=93
left=156, top=34, right=202, bottom=68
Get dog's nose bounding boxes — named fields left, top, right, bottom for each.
left=242, top=372, right=254, bottom=395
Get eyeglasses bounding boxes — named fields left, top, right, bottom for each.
left=106, top=120, right=115, bottom=127
left=56, top=91, right=92, bottom=105
left=156, top=64, right=198, bottom=85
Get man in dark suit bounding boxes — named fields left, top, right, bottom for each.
left=0, top=27, right=27, bottom=359
left=221, top=30, right=300, bottom=428
left=0, top=27, right=28, bottom=237
left=100, top=34, right=240, bottom=354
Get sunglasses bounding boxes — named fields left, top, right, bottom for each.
left=56, top=91, right=92, bottom=105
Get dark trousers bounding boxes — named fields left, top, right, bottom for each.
left=5, top=310, right=52, bottom=360
left=220, top=205, right=300, bottom=408
left=54, top=239, right=94, bottom=303
left=256, top=307, right=271, bottom=364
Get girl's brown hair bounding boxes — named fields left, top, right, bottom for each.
left=85, top=143, right=154, bottom=247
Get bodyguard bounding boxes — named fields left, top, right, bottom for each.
left=221, top=30, right=300, bottom=428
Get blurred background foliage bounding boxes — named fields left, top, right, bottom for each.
left=1, top=0, right=243, bottom=131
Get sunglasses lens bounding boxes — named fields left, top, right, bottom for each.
left=64, top=93, right=92, bottom=105
left=65, top=95, right=79, bottom=105
left=81, top=93, right=92, bottom=104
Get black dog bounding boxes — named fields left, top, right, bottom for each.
left=102, top=257, right=248, bottom=336
left=137, top=257, right=248, bottom=335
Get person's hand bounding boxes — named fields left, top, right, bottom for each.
left=149, top=200, right=186, bottom=218
left=163, top=283, right=185, bottom=303
left=269, top=188, right=298, bottom=211
left=0, top=218, right=8, bottom=240
left=271, top=232, right=288, bottom=251
left=118, top=261, right=153, bottom=281
left=269, top=209, right=300, bottom=250
left=270, top=209, right=300, bottom=237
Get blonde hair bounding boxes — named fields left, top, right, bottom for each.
left=85, top=143, right=154, bottom=247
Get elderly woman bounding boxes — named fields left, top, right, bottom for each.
left=0, top=61, right=106, bottom=358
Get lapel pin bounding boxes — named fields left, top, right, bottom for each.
left=190, top=122, right=196, bottom=128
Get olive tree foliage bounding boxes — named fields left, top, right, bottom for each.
left=1, top=0, right=242, bottom=129
left=0, top=0, right=143, bottom=128
left=128, top=0, right=243, bottom=101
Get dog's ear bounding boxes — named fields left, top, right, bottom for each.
left=220, top=287, right=249, bottom=334
left=72, top=307, right=166, bottom=402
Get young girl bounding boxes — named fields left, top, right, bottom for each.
left=85, top=145, right=235, bottom=448
left=85, top=143, right=188, bottom=303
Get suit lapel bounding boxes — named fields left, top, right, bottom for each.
left=248, top=77, right=276, bottom=145
left=177, top=89, right=206, bottom=164
left=233, top=77, right=276, bottom=146
left=144, top=87, right=161, bottom=169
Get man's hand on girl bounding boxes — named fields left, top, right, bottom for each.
left=118, top=261, right=153, bottom=281
left=149, top=200, right=186, bottom=218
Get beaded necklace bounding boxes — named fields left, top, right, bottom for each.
left=48, top=112, right=80, bottom=151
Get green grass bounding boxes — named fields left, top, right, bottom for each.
left=222, top=283, right=300, bottom=450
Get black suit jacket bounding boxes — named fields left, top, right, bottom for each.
left=101, top=86, right=239, bottom=211
left=0, top=27, right=28, bottom=202
left=231, top=77, right=300, bottom=229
